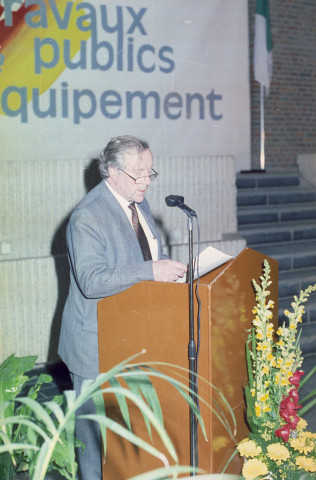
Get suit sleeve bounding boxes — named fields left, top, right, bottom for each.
left=67, top=208, right=155, bottom=299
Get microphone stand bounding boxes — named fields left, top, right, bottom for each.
left=164, top=195, right=198, bottom=471
left=187, top=214, right=198, bottom=473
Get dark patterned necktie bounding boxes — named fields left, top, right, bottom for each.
left=128, top=202, right=152, bottom=261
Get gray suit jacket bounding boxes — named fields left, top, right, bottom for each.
left=58, top=181, right=167, bottom=378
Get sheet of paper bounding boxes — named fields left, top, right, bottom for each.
left=176, top=245, right=233, bottom=283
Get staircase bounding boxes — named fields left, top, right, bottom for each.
left=236, top=172, right=316, bottom=341
left=236, top=172, right=316, bottom=427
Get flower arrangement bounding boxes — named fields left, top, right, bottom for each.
left=237, top=260, right=316, bottom=480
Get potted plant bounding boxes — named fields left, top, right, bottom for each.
left=236, top=260, right=316, bottom=480
left=0, top=351, right=237, bottom=480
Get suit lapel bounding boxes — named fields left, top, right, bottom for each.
left=99, top=182, right=144, bottom=261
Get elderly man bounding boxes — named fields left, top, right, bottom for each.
left=58, top=135, right=187, bottom=480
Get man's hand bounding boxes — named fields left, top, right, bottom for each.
left=152, top=259, right=187, bottom=282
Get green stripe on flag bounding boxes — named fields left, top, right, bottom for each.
left=256, top=0, right=273, bottom=52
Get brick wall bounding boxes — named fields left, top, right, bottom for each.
left=248, top=0, right=316, bottom=172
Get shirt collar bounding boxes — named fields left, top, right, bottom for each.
left=105, top=180, right=131, bottom=211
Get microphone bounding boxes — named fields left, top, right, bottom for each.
left=165, top=195, right=197, bottom=217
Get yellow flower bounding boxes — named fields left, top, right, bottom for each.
left=242, top=459, right=269, bottom=480
left=259, top=392, right=269, bottom=403
left=276, top=358, right=283, bottom=368
left=295, top=456, right=316, bottom=472
left=276, top=339, right=284, bottom=347
left=267, top=299, right=274, bottom=309
left=290, top=436, right=314, bottom=454
left=262, top=404, right=271, bottom=412
left=267, top=443, right=290, bottom=462
left=255, top=402, right=261, bottom=417
left=262, top=365, right=269, bottom=375
left=237, top=440, right=262, bottom=458
left=296, top=418, right=308, bottom=430
left=277, top=327, right=283, bottom=335
left=280, top=377, right=290, bottom=387
left=303, top=431, right=316, bottom=439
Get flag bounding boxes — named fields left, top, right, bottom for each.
left=254, top=0, right=273, bottom=95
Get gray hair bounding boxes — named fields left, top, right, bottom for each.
left=99, top=135, right=150, bottom=179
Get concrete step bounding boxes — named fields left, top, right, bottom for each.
left=237, top=172, right=300, bottom=189
left=254, top=240, right=316, bottom=271
left=237, top=202, right=316, bottom=225
left=237, top=186, right=316, bottom=207
left=238, top=220, right=316, bottom=245
left=278, top=267, right=316, bottom=298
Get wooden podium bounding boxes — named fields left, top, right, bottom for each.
left=98, top=248, right=278, bottom=479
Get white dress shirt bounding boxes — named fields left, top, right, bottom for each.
left=105, top=180, right=158, bottom=261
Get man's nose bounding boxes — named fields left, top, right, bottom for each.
left=144, top=175, right=152, bottom=185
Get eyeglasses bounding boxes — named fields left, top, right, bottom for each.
left=120, top=168, right=159, bottom=184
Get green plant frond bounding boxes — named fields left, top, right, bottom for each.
left=76, top=358, right=234, bottom=444
left=123, top=368, right=164, bottom=436
left=86, top=385, right=178, bottom=462
left=31, top=438, right=53, bottom=480
left=300, top=387, right=316, bottom=404
left=44, top=400, right=66, bottom=424
left=91, top=385, right=107, bottom=459
left=81, top=413, right=173, bottom=467
left=244, top=385, right=257, bottom=434
left=1, top=416, right=49, bottom=442
left=108, top=376, right=132, bottom=431
left=299, top=394, right=316, bottom=416
left=134, top=364, right=234, bottom=440
left=127, top=465, right=201, bottom=480
left=221, top=448, right=239, bottom=473
left=0, top=442, right=39, bottom=454
left=0, top=399, right=12, bottom=416
left=63, top=389, right=77, bottom=411
left=299, top=364, right=316, bottom=389
left=245, top=336, right=254, bottom=387
left=118, top=362, right=236, bottom=441
left=15, top=397, right=57, bottom=435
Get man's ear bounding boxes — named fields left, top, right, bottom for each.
left=108, top=166, right=118, bottom=181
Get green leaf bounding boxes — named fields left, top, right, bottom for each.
left=16, top=398, right=57, bottom=434
left=246, top=335, right=254, bottom=387
left=129, top=368, right=163, bottom=425
left=81, top=413, right=172, bottom=466
left=299, top=364, right=316, bottom=389
left=108, top=375, right=132, bottom=430
left=299, top=394, right=316, bottom=417
left=244, top=384, right=258, bottom=434
left=91, top=386, right=107, bottom=459
left=0, top=354, right=37, bottom=403
left=0, top=443, right=38, bottom=454
left=121, top=367, right=164, bottom=440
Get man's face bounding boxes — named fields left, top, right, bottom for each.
left=109, top=148, right=153, bottom=203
